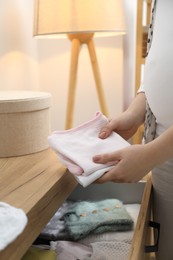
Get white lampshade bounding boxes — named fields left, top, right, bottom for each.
left=34, top=0, right=126, bottom=38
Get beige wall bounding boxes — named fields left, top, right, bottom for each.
left=0, top=0, right=137, bottom=131
left=123, top=0, right=138, bottom=110
left=0, top=0, right=39, bottom=91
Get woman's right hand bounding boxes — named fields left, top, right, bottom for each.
left=99, top=111, right=139, bottom=140
left=99, top=93, right=146, bottom=140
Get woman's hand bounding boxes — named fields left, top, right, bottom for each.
left=93, top=124, right=173, bottom=184
left=99, top=111, right=139, bottom=140
left=92, top=92, right=148, bottom=184
left=93, top=144, right=154, bottom=183
left=99, top=93, right=146, bottom=140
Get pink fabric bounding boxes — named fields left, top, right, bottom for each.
left=48, top=112, right=130, bottom=186
left=50, top=241, right=92, bottom=260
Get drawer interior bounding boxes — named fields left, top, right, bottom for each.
left=69, top=181, right=146, bottom=204
left=69, top=177, right=154, bottom=260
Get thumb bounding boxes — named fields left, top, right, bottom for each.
left=99, top=120, right=117, bottom=139
left=93, top=151, right=120, bottom=164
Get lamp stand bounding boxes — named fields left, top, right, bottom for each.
left=65, top=33, right=108, bottom=129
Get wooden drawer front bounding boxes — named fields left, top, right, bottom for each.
left=129, top=174, right=156, bottom=260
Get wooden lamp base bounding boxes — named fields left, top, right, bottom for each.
left=65, top=33, right=108, bottom=129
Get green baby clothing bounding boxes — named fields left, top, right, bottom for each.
left=64, top=199, right=134, bottom=240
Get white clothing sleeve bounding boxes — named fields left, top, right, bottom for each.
left=137, top=81, right=145, bottom=94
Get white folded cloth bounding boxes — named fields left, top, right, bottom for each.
left=48, top=112, right=130, bottom=187
left=0, top=202, right=28, bottom=251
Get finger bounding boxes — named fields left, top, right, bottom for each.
left=99, top=120, right=117, bottom=139
left=93, top=152, right=120, bottom=164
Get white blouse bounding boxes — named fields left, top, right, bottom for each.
left=138, top=0, right=173, bottom=135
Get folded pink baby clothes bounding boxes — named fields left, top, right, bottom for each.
left=48, top=112, right=130, bottom=187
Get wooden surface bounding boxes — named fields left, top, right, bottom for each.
left=0, top=149, right=78, bottom=260
left=87, top=38, right=108, bottom=117
left=65, top=33, right=108, bottom=129
left=65, top=37, right=80, bottom=129
left=129, top=173, right=153, bottom=260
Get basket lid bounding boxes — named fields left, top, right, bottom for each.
left=0, top=91, right=52, bottom=113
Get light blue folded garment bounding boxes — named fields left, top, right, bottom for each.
left=64, top=199, right=134, bottom=240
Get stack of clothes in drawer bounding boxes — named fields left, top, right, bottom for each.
left=25, top=199, right=140, bottom=260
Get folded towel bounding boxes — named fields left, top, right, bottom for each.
left=0, top=202, right=28, bottom=251
left=63, top=199, right=134, bottom=241
left=48, top=112, right=130, bottom=187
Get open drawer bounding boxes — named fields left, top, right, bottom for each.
left=69, top=173, right=157, bottom=260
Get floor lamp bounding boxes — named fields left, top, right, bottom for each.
left=33, top=0, right=126, bottom=129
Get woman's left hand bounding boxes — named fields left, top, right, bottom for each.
left=92, top=144, right=154, bottom=183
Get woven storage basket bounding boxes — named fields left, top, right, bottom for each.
left=0, top=91, right=52, bottom=157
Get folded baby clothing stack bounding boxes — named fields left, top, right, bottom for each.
left=48, top=199, right=135, bottom=260
left=79, top=203, right=140, bottom=246
left=63, top=199, right=134, bottom=241
left=48, top=112, right=130, bottom=187
left=35, top=199, right=138, bottom=260
left=36, top=199, right=134, bottom=244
